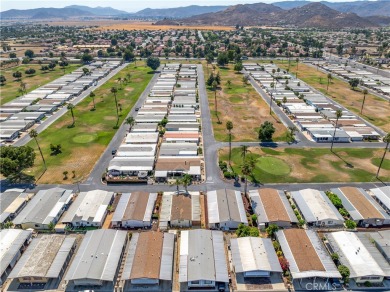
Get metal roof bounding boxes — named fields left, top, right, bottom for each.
left=0, top=229, right=32, bottom=277
left=121, top=232, right=174, bottom=281
left=160, top=192, right=200, bottom=225
left=13, top=188, right=73, bottom=226
left=8, top=235, right=75, bottom=279
left=291, top=189, right=344, bottom=223
left=249, top=189, right=298, bottom=224
left=65, top=230, right=127, bottom=283
left=327, top=231, right=385, bottom=279
left=111, top=192, right=157, bottom=223
left=331, top=187, right=389, bottom=221
left=179, top=230, right=228, bottom=283
left=61, top=190, right=113, bottom=225
left=0, top=188, right=31, bottom=223
left=231, top=237, right=282, bottom=274
left=207, top=189, right=248, bottom=225
left=371, top=186, right=390, bottom=210
left=276, top=229, right=341, bottom=280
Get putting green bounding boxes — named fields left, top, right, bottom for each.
left=72, top=134, right=97, bottom=144
left=255, top=156, right=291, bottom=176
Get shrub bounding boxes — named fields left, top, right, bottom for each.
left=345, top=220, right=357, bottom=229
left=364, top=281, right=372, bottom=287
left=224, top=171, right=234, bottom=179
left=273, top=241, right=281, bottom=251
left=338, top=265, right=350, bottom=282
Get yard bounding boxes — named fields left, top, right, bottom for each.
left=26, top=61, right=153, bottom=184
left=276, top=60, right=390, bottom=133
left=219, top=147, right=390, bottom=183
left=203, top=63, right=288, bottom=142
left=0, top=64, right=81, bottom=105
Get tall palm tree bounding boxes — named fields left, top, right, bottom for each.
left=29, top=129, right=46, bottom=170
left=111, top=87, right=119, bottom=125
left=240, top=145, right=250, bottom=161
left=226, top=121, right=233, bottom=164
left=241, top=159, right=255, bottom=195
left=327, top=73, right=332, bottom=91
left=90, top=92, right=96, bottom=110
left=67, top=103, right=75, bottom=126
left=360, top=89, right=368, bottom=114
left=125, top=116, right=135, bottom=131
left=331, top=109, right=343, bottom=151
left=376, top=133, right=390, bottom=178
left=296, top=58, right=299, bottom=78
left=117, top=77, right=122, bottom=88
left=212, top=80, right=218, bottom=113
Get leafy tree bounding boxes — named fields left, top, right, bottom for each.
left=206, top=73, right=215, bottom=87
left=9, top=52, right=16, bottom=58
left=159, top=117, right=168, bottom=127
left=111, top=38, right=118, bottom=46
left=48, top=221, right=55, bottom=232
left=67, top=103, right=76, bottom=126
left=125, top=116, right=135, bottom=131
left=41, top=65, right=49, bottom=72
left=25, top=68, right=36, bottom=75
left=82, top=67, right=90, bottom=75
left=29, top=129, right=46, bottom=170
left=0, top=75, right=6, bottom=85
left=205, top=53, right=214, bottom=65
left=174, top=178, right=181, bottom=192
left=348, top=78, right=360, bottom=90
left=326, top=191, right=343, bottom=208
left=331, top=109, right=343, bottom=151
left=226, top=121, right=233, bottom=164
left=331, top=253, right=339, bottom=263
left=63, top=171, right=69, bottom=180
left=215, top=72, right=221, bottom=85
left=12, top=71, right=22, bottom=80
left=236, top=223, right=259, bottom=237
left=377, top=133, right=390, bottom=178
left=81, top=53, right=93, bottom=64
left=123, top=49, right=134, bottom=62
left=234, top=62, right=243, bottom=72
left=24, top=49, right=34, bottom=58
left=266, top=224, right=279, bottom=237
left=0, top=146, right=36, bottom=182
left=181, top=174, right=192, bottom=192
left=251, top=214, right=257, bottom=224
left=146, top=57, right=160, bottom=71
left=258, top=121, right=275, bottom=141
left=48, top=62, right=56, bottom=70
left=345, top=220, right=357, bottom=229
left=217, top=52, right=229, bottom=67
left=89, top=92, right=96, bottom=110
left=338, top=265, right=350, bottom=282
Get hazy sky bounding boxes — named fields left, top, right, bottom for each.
left=0, top=0, right=362, bottom=12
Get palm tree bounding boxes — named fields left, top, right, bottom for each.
left=181, top=174, right=192, bottom=193
left=67, top=103, right=75, bottom=126
left=29, top=129, right=46, bottom=170
left=241, top=159, right=255, bottom=195
left=20, top=82, right=27, bottom=94
left=90, top=92, right=96, bottom=110
left=117, top=77, right=122, bottom=88
left=288, top=126, right=297, bottom=143
left=360, top=89, right=368, bottom=114
left=327, top=73, right=332, bottom=91
left=240, top=145, right=250, bottom=161
left=331, top=109, right=343, bottom=151
left=174, top=178, right=181, bottom=192
left=296, top=58, right=299, bottom=78
left=125, top=116, right=135, bottom=131
left=226, top=80, right=231, bottom=89
left=226, top=121, right=233, bottom=164
left=212, top=80, right=218, bottom=112
left=111, top=87, right=119, bottom=125
left=376, top=133, right=390, bottom=178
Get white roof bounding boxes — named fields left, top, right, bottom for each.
left=327, top=231, right=385, bottom=278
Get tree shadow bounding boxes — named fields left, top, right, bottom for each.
left=331, top=150, right=354, bottom=168
left=67, top=124, right=75, bottom=128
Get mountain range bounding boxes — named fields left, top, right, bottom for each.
left=1, top=2, right=389, bottom=28
left=173, top=2, right=379, bottom=28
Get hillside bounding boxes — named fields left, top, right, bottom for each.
left=274, top=1, right=390, bottom=17
left=133, top=5, right=228, bottom=18
left=0, top=7, right=94, bottom=19
left=65, top=5, right=128, bottom=16
left=180, top=2, right=377, bottom=28
left=182, top=3, right=283, bottom=26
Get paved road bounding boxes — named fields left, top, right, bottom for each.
left=14, top=63, right=129, bottom=146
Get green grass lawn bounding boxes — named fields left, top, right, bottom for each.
left=26, top=62, right=153, bottom=184
left=203, top=62, right=288, bottom=142
left=219, top=147, right=390, bottom=183
left=0, top=64, right=81, bottom=105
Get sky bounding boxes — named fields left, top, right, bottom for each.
left=0, top=0, right=364, bottom=12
